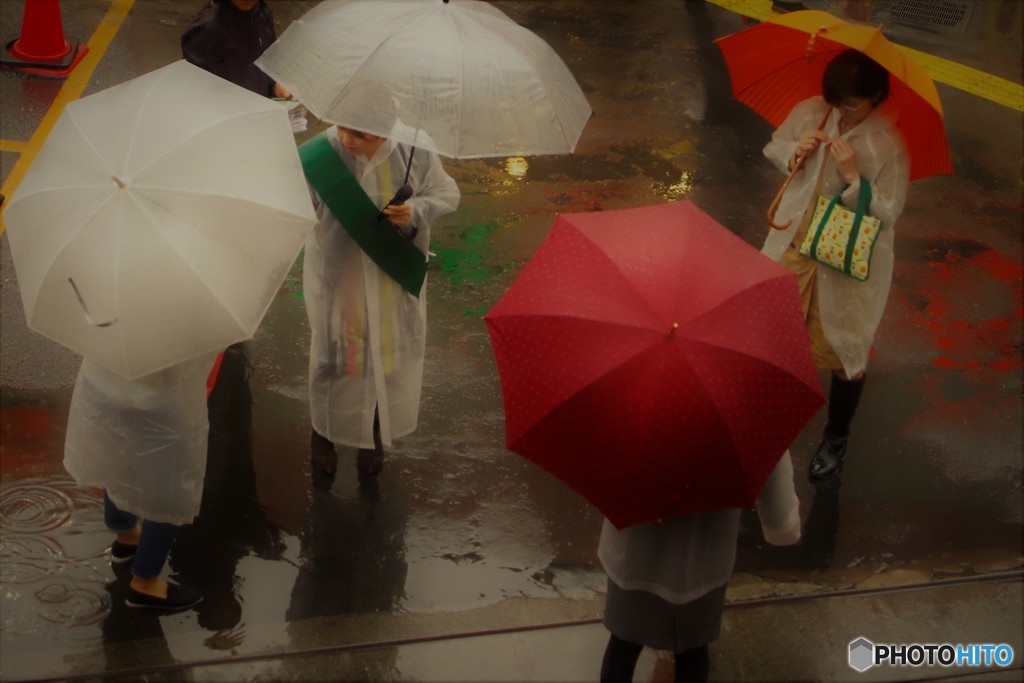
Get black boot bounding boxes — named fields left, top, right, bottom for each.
left=809, top=374, right=865, bottom=483
left=310, top=429, right=337, bottom=477
left=601, top=634, right=643, bottom=683
left=674, top=645, right=709, bottom=683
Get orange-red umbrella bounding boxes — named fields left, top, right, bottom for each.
left=716, top=9, right=951, bottom=182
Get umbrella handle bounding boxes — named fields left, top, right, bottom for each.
left=766, top=154, right=806, bottom=230
left=68, top=278, right=118, bottom=327
left=767, top=108, right=832, bottom=231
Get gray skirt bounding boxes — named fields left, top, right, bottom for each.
left=603, top=578, right=727, bottom=652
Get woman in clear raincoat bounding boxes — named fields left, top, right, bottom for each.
left=762, top=50, right=910, bottom=483
left=63, top=353, right=217, bottom=610
left=597, top=453, right=801, bottom=682
left=304, top=119, right=459, bottom=475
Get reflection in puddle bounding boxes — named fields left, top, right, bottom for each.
left=505, top=156, right=529, bottom=178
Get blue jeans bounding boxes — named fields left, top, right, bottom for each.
left=103, top=490, right=178, bottom=579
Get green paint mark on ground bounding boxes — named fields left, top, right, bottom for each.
left=433, top=247, right=492, bottom=284
left=432, top=222, right=501, bottom=285
left=462, top=223, right=498, bottom=243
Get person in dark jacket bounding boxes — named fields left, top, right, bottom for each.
left=181, top=0, right=287, bottom=98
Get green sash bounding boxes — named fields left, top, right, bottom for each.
left=299, top=132, right=427, bottom=297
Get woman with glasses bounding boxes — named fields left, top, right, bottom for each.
left=761, top=49, right=910, bottom=484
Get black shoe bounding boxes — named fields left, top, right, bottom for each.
left=126, top=583, right=202, bottom=611
left=110, top=540, right=137, bottom=564
left=310, top=430, right=337, bottom=476
left=809, top=434, right=848, bottom=482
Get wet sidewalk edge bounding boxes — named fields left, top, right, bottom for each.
left=16, top=571, right=1023, bottom=683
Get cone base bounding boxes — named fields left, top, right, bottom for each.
left=0, top=37, right=87, bottom=77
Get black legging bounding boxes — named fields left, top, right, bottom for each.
left=601, top=634, right=709, bottom=683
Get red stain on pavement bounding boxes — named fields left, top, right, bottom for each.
left=916, top=247, right=1023, bottom=374
left=973, top=250, right=1023, bottom=284
left=0, top=406, right=57, bottom=475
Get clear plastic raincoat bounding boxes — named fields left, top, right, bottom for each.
left=305, top=123, right=459, bottom=449
left=63, top=354, right=217, bottom=526
left=598, top=452, right=800, bottom=606
left=762, top=96, right=910, bottom=378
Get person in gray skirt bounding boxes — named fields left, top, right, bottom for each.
left=597, top=452, right=801, bottom=682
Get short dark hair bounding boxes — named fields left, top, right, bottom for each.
left=822, top=49, right=890, bottom=107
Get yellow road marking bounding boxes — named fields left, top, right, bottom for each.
left=709, top=0, right=1024, bottom=112
left=0, top=0, right=135, bottom=235
left=0, top=140, right=28, bottom=154
left=712, top=0, right=775, bottom=22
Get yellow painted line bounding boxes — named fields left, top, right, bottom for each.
left=0, top=0, right=135, bottom=235
left=0, top=140, right=28, bottom=154
left=711, top=0, right=775, bottom=22
left=709, top=0, right=1024, bottom=112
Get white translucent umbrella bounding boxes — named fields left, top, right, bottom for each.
left=256, top=0, right=592, bottom=159
left=4, top=60, right=317, bottom=380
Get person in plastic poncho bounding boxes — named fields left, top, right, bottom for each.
left=305, top=121, right=460, bottom=477
left=598, top=454, right=801, bottom=682
left=762, top=50, right=909, bottom=483
left=181, top=0, right=288, bottom=98
left=63, top=354, right=218, bottom=611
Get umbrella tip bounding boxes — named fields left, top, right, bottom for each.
left=113, top=175, right=130, bottom=189
left=666, top=322, right=679, bottom=339
left=806, top=26, right=827, bottom=59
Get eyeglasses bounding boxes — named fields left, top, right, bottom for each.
left=839, top=100, right=869, bottom=112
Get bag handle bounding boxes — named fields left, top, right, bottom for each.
left=768, top=108, right=832, bottom=230
left=806, top=177, right=873, bottom=273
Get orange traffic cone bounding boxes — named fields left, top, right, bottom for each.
left=1, top=0, right=88, bottom=77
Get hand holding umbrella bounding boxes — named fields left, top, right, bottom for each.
left=766, top=109, right=831, bottom=229
left=716, top=10, right=952, bottom=229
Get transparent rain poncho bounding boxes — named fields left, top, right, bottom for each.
left=304, top=124, right=459, bottom=449
left=63, top=354, right=217, bottom=526
left=762, top=97, right=910, bottom=378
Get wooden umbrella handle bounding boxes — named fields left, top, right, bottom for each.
left=767, top=154, right=806, bottom=230
left=767, top=108, right=832, bottom=231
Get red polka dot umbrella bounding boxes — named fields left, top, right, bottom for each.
left=485, top=201, right=825, bottom=529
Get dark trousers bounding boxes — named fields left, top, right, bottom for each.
left=103, top=490, right=178, bottom=579
left=601, top=634, right=709, bottom=683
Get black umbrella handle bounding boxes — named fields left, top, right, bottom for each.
left=378, top=184, right=418, bottom=240
left=377, top=145, right=419, bottom=239
left=377, top=183, right=413, bottom=219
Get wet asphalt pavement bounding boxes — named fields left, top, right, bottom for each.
left=0, top=1, right=1022, bottom=681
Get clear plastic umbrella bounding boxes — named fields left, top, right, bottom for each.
left=255, top=0, right=592, bottom=159
left=4, top=60, right=317, bottom=380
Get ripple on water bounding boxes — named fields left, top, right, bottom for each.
left=0, top=478, right=111, bottom=633
left=0, top=481, right=76, bottom=533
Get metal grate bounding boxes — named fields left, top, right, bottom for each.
left=870, top=0, right=975, bottom=34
